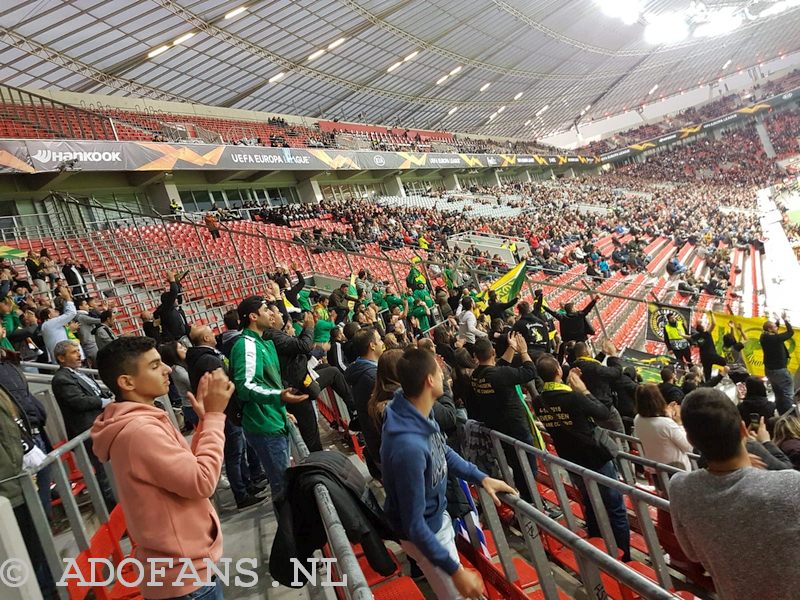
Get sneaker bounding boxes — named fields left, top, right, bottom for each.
left=235, top=495, right=265, bottom=510
left=408, top=559, right=425, bottom=581
left=248, top=479, right=268, bottom=492
left=218, top=475, right=231, bottom=490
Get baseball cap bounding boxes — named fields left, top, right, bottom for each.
left=237, top=295, right=265, bottom=329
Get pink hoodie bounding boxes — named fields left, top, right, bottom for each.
left=91, top=402, right=225, bottom=599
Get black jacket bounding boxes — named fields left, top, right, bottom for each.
left=262, top=326, right=314, bottom=389
left=611, top=367, right=639, bottom=422
left=51, top=367, right=108, bottom=439
left=344, top=359, right=379, bottom=477
left=760, top=322, right=793, bottom=370
left=512, top=313, right=551, bottom=355
left=544, top=298, right=597, bottom=342
left=270, top=451, right=396, bottom=587
left=573, top=356, right=622, bottom=407
left=0, top=361, right=47, bottom=431
left=483, top=298, right=518, bottom=321
left=738, top=395, right=776, bottom=424
left=186, top=345, right=242, bottom=425
left=468, top=359, right=536, bottom=436
left=534, top=387, right=612, bottom=469
left=658, top=382, right=685, bottom=405
left=156, top=282, right=189, bottom=342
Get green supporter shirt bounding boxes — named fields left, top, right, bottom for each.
left=413, top=288, right=434, bottom=308
left=385, top=294, right=404, bottom=312
left=371, top=290, right=388, bottom=310
left=409, top=304, right=431, bottom=332
left=230, top=329, right=287, bottom=436
left=296, top=289, right=312, bottom=311
left=314, top=319, right=336, bottom=344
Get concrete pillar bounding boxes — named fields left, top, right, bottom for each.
left=755, top=117, right=777, bottom=159
left=442, top=171, right=461, bottom=191
left=144, top=181, right=181, bottom=214
left=491, top=170, right=502, bottom=187
left=383, top=174, right=406, bottom=197
left=296, top=177, right=324, bottom=204
left=567, top=168, right=576, bottom=178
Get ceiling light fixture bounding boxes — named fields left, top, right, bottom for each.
left=404, top=51, right=419, bottom=61
left=268, top=72, right=285, bottom=83
left=448, top=107, right=458, bottom=115
left=694, top=7, right=743, bottom=37
left=436, top=75, right=449, bottom=85
left=449, top=66, right=462, bottom=76
left=307, top=49, right=326, bottom=61
left=328, top=38, right=347, bottom=50
left=598, top=0, right=642, bottom=25
left=387, top=62, right=402, bottom=73
left=147, top=45, right=170, bottom=58
left=480, top=83, right=491, bottom=92
left=535, top=105, right=549, bottom=116
left=514, top=92, right=523, bottom=100
left=497, top=106, right=506, bottom=113
left=172, top=32, right=195, bottom=45
left=648, top=84, right=659, bottom=95
left=489, top=112, right=497, bottom=120
left=524, top=119, right=531, bottom=126
left=224, top=6, right=247, bottom=19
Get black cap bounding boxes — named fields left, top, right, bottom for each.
left=237, top=295, right=265, bottom=329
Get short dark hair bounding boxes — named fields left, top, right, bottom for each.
left=99, top=309, right=114, bottom=323
left=635, top=384, right=668, bottom=418
left=97, top=336, right=157, bottom=399
left=352, top=327, right=377, bottom=357
left=37, top=308, right=51, bottom=323
left=223, top=309, right=239, bottom=330
left=536, top=354, right=561, bottom=382
left=573, top=342, right=589, bottom=357
left=517, top=301, right=531, bottom=315
left=681, top=388, right=742, bottom=462
left=343, top=322, right=361, bottom=340
left=474, top=338, right=494, bottom=361
left=397, top=347, right=439, bottom=398
left=660, top=367, right=675, bottom=382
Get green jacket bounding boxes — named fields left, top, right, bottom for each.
left=371, top=290, right=388, bottom=311
left=0, top=391, right=23, bottom=507
left=230, top=329, right=287, bottom=436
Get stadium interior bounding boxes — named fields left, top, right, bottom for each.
left=1, top=1, right=800, bottom=599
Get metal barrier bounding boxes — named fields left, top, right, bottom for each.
left=286, top=421, right=373, bottom=600
left=471, top=424, right=675, bottom=591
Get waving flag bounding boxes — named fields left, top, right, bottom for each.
left=474, top=261, right=527, bottom=313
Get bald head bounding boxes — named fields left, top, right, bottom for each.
left=189, top=324, right=215, bottom=347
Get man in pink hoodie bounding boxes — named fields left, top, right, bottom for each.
left=92, top=336, right=233, bottom=599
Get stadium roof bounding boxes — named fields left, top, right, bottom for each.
left=1, top=0, right=800, bottom=139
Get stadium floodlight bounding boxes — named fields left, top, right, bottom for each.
left=448, top=107, right=458, bottom=115
left=722, top=59, right=732, bottom=69
left=268, top=72, right=285, bottom=83
left=307, top=49, right=326, bottom=61
left=480, top=83, right=491, bottom=92
left=514, top=92, right=523, bottom=100
left=436, top=75, right=449, bottom=84
left=328, top=38, right=346, bottom=50
left=449, top=66, right=462, bottom=76
left=755, top=0, right=800, bottom=18
left=172, top=32, right=194, bottom=46
left=694, top=7, right=743, bottom=37
left=599, top=0, right=642, bottom=25
left=524, top=119, right=531, bottom=125
left=585, top=104, right=591, bottom=111
left=224, top=6, right=247, bottom=19
left=404, top=51, right=419, bottom=61
left=535, top=104, right=549, bottom=116
left=147, top=45, right=170, bottom=58
left=387, top=62, right=402, bottom=73
left=489, top=112, right=497, bottom=120
left=644, top=12, right=689, bottom=44
left=648, top=84, right=659, bottom=94
left=498, top=106, right=506, bottom=113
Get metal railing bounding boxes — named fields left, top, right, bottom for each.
left=287, top=422, right=373, bottom=599
left=0, top=84, right=118, bottom=141
left=469, top=423, right=676, bottom=591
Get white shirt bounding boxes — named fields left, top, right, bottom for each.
left=633, top=415, right=693, bottom=471
left=457, top=310, right=487, bottom=344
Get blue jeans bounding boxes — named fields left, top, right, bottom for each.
left=244, top=431, right=289, bottom=500
left=183, top=406, right=199, bottom=431
left=224, top=420, right=264, bottom=502
left=32, top=433, right=53, bottom=520
left=570, top=460, right=631, bottom=561
left=171, top=576, right=223, bottom=599
left=766, top=368, right=795, bottom=414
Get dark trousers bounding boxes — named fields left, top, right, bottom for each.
left=570, top=460, right=631, bottom=561
left=315, top=364, right=356, bottom=415
left=86, top=438, right=116, bottom=511
left=224, top=419, right=264, bottom=502
left=671, top=345, right=693, bottom=368
left=700, top=353, right=727, bottom=381
left=286, top=399, right=322, bottom=452
left=32, top=432, right=53, bottom=520
left=15, top=503, right=56, bottom=598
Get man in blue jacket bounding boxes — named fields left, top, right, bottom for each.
left=381, top=347, right=515, bottom=599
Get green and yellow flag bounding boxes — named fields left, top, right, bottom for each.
left=474, top=261, right=527, bottom=313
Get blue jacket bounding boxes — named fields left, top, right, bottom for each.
left=381, top=388, right=486, bottom=574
